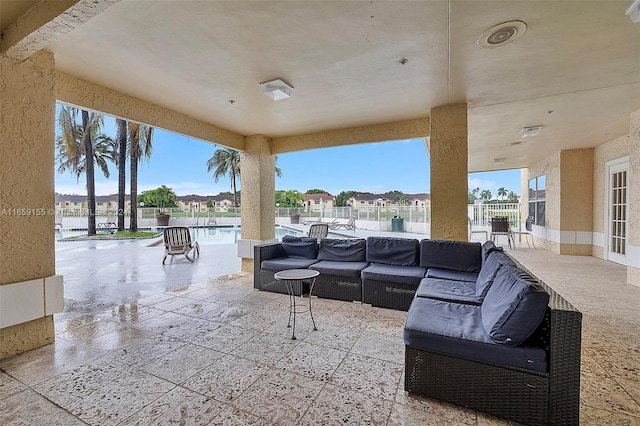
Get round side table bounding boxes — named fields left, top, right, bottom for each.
left=273, top=269, right=320, bottom=339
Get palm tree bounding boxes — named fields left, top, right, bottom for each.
left=128, top=123, right=154, bottom=232
left=480, top=189, right=492, bottom=202
left=508, top=191, right=519, bottom=202
left=497, top=186, right=507, bottom=201
left=207, top=148, right=241, bottom=207
left=56, top=106, right=114, bottom=236
left=115, top=119, right=127, bottom=231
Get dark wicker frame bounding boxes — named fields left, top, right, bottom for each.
left=311, top=273, right=362, bottom=302
left=362, top=278, right=419, bottom=311
left=253, top=242, right=309, bottom=296
left=404, top=254, right=582, bottom=425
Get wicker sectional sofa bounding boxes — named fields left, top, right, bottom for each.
left=254, top=235, right=582, bottom=425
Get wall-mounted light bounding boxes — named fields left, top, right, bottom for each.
left=260, top=78, right=294, bottom=101
left=519, top=126, right=543, bottom=138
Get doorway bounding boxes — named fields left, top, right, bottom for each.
left=606, top=157, right=629, bottom=265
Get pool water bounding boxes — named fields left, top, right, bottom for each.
left=56, top=226, right=301, bottom=245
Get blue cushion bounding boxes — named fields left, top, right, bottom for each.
left=404, top=297, right=547, bottom=372
left=419, top=239, right=482, bottom=272
left=281, top=235, right=317, bottom=259
left=261, top=257, right=318, bottom=271
left=474, top=252, right=504, bottom=300
left=481, top=266, right=550, bottom=345
left=415, top=277, right=479, bottom=304
left=317, top=238, right=366, bottom=262
left=361, top=263, right=426, bottom=285
left=481, top=240, right=500, bottom=263
left=365, top=237, right=419, bottom=266
left=426, top=268, right=478, bottom=282
left=310, top=260, right=369, bottom=278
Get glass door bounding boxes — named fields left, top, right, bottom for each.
left=606, top=159, right=629, bottom=265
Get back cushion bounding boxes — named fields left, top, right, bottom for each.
left=366, top=237, right=419, bottom=266
left=481, top=240, right=500, bottom=263
left=317, top=239, right=366, bottom=262
left=475, top=252, right=504, bottom=300
left=481, top=266, right=549, bottom=346
left=419, top=239, right=482, bottom=272
left=281, top=235, right=318, bottom=259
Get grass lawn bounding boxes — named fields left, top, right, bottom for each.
left=62, top=231, right=161, bottom=240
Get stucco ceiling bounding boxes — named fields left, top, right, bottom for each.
left=3, top=0, right=640, bottom=172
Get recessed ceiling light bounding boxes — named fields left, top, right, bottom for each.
left=260, top=79, right=294, bottom=101
left=398, top=58, right=408, bottom=65
left=519, top=126, right=543, bottom=138
left=478, top=20, right=527, bottom=48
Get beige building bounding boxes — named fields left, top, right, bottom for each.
left=1, top=2, right=639, bottom=362
left=303, top=193, right=335, bottom=212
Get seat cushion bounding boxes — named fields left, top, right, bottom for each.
left=310, top=260, right=369, bottom=278
left=261, top=257, right=319, bottom=271
left=366, top=237, right=419, bottom=266
left=425, top=268, right=478, bottom=282
left=404, top=297, right=547, bottom=372
left=361, top=263, right=426, bottom=285
left=281, top=235, right=318, bottom=259
left=419, top=239, right=482, bottom=272
left=317, top=238, right=366, bottom=262
left=481, top=266, right=550, bottom=346
left=474, top=252, right=505, bottom=300
left=415, top=277, right=479, bottom=304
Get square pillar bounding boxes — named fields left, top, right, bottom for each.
left=239, top=135, right=276, bottom=272
left=428, top=104, right=468, bottom=241
left=628, top=111, right=640, bottom=287
left=0, top=52, right=59, bottom=359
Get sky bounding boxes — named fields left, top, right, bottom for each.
left=55, top=112, right=521, bottom=198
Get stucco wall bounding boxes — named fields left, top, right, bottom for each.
left=527, top=152, right=561, bottom=253
left=0, top=51, right=57, bottom=358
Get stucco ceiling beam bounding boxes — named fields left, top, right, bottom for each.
left=0, top=0, right=120, bottom=61
left=55, top=71, right=245, bottom=151
left=270, top=118, right=430, bottom=154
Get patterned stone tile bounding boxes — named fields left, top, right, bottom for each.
left=182, top=354, right=268, bottom=403
left=590, top=345, right=640, bottom=381
left=0, top=371, right=28, bottom=399
left=230, top=369, right=324, bottom=424
left=136, top=293, right=176, bottom=307
left=260, top=315, right=315, bottom=340
left=151, top=296, right=198, bottom=312
left=330, top=353, right=403, bottom=401
left=0, top=339, right=100, bottom=386
left=0, top=388, right=84, bottom=426
left=276, top=341, right=347, bottom=381
left=69, top=326, right=154, bottom=352
left=364, top=316, right=406, bottom=337
left=392, top=392, right=477, bottom=425
left=230, top=330, right=299, bottom=365
left=302, top=321, right=362, bottom=352
left=119, top=386, right=225, bottom=425
left=208, top=405, right=274, bottom=425
left=34, top=357, right=175, bottom=425
left=299, top=383, right=393, bottom=425
left=351, top=330, right=405, bottom=364
left=141, top=343, right=225, bottom=384
left=59, top=318, right=124, bottom=344
left=54, top=313, right=103, bottom=334
left=578, top=404, right=640, bottom=426
left=104, top=333, right=185, bottom=367
left=581, top=371, right=640, bottom=416
left=182, top=286, right=228, bottom=300
left=98, top=303, right=166, bottom=325
left=191, top=323, right=257, bottom=354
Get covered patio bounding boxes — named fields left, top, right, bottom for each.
left=1, top=244, right=638, bottom=424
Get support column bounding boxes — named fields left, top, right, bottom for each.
left=559, top=149, right=594, bottom=255
left=0, top=51, right=62, bottom=360
left=628, top=111, right=640, bottom=287
left=238, top=135, right=276, bottom=272
left=428, top=104, right=468, bottom=241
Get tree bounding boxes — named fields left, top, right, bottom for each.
left=115, top=119, right=127, bottom=231
left=393, top=194, right=410, bottom=206
left=306, top=189, right=329, bottom=194
left=507, top=191, right=519, bottom=202
left=128, top=123, right=154, bottom=232
left=207, top=148, right=241, bottom=207
left=140, top=185, right=177, bottom=209
left=275, top=189, right=304, bottom=207
left=336, top=190, right=360, bottom=207
left=56, top=106, right=114, bottom=236
left=480, top=190, right=492, bottom=201
left=497, top=186, right=507, bottom=201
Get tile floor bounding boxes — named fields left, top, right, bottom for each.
left=1, top=247, right=640, bottom=425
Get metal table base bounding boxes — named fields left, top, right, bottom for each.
left=273, top=269, right=320, bottom=339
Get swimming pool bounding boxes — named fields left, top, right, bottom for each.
left=56, top=226, right=301, bottom=245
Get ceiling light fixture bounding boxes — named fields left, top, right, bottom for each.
left=519, top=125, right=543, bottom=138
left=477, top=20, right=527, bottom=48
left=260, top=78, right=294, bottom=101
left=494, top=158, right=506, bottom=164
left=626, top=0, right=640, bottom=23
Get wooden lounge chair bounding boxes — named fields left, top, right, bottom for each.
left=329, top=216, right=356, bottom=232
left=308, top=223, right=329, bottom=241
left=162, top=226, right=200, bottom=264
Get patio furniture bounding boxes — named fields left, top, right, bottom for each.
left=310, top=238, right=368, bottom=302
left=307, top=223, right=329, bottom=241
left=274, top=269, right=319, bottom=339
left=97, top=216, right=116, bottom=230
left=490, top=216, right=514, bottom=248
left=162, top=226, right=200, bottom=264
left=302, top=216, right=322, bottom=225
left=468, top=217, right=488, bottom=242
left=511, top=215, right=536, bottom=248
left=329, top=216, right=356, bottom=231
